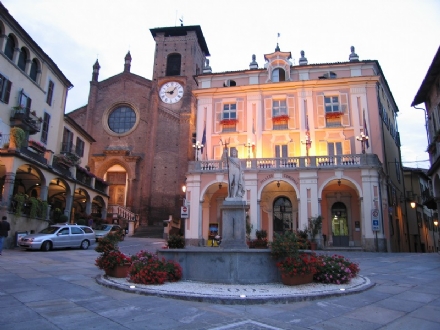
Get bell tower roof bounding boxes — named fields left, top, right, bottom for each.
left=150, top=25, right=210, bottom=56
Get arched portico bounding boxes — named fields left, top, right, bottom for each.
left=319, top=177, right=362, bottom=247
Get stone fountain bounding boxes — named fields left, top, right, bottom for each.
left=157, top=148, right=280, bottom=284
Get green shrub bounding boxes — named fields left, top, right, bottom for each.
left=255, top=229, right=267, bottom=240
left=270, top=231, right=301, bottom=259
left=76, top=218, right=86, bottom=225
left=57, top=214, right=68, bottom=223
left=95, top=233, right=121, bottom=254
left=167, top=235, right=185, bottom=249
left=28, top=197, right=39, bottom=218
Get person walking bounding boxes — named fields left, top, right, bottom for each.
left=0, top=216, right=11, bottom=255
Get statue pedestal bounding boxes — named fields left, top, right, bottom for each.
left=220, top=199, right=249, bottom=249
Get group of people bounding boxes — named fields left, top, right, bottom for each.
left=0, top=216, right=10, bottom=255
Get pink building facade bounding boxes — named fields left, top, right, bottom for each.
left=185, top=46, right=407, bottom=252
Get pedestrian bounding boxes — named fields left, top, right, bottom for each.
left=0, top=216, right=11, bottom=255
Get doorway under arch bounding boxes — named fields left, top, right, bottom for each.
left=331, top=201, right=349, bottom=246
left=273, top=197, right=294, bottom=235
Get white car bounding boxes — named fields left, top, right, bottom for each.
left=19, top=224, right=95, bottom=251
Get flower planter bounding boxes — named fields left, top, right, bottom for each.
left=105, top=264, right=131, bottom=278
left=57, top=160, right=73, bottom=168
left=29, top=143, right=46, bottom=153
left=220, top=119, right=238, bottom=125
left=325, top=112, right=343, bottom=119
left=272, top=115, right=289, bottom=124
left=281, top=273, right=314, bottom=286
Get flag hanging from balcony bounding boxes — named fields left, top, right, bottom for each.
left=363, top=109, right=370, bottom=149
left=200, top=122, right=206, bottom=157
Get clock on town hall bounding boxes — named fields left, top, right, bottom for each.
left=159, top=81, right=184, bottom=104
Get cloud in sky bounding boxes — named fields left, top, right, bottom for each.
left=3, top=0, right=439, bottom=169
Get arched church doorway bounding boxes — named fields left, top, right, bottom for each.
left=106, top=165, right=127, bottom=207
left=273, top=197, right=294, bottom=234
left=331, top=201, right=349, bottom=246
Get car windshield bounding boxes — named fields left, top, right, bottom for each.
left=39, top=226, right=61, bottom=234
left=96, top=225, right=111, bottom=231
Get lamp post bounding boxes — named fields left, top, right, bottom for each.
left=192, top=141, right=203, bottom=161
left=245, top=139, right=255, bottom=159
left=356, top=132, right=369, bottom=154
left=301, top=135, right=312, bottom=157
left=434, top=219, right=438, bottom=252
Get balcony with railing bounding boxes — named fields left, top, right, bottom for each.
left=10, top=108, right=42, bottom=134
left=188, top=154, right=381, bottom=173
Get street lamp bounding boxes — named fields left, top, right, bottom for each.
left=245, top=139, right=255, bottom=159
left=410, top=201, right=416, bottom=209
left=356, top=132, right=369, bottom=154
left=301, top=135, right=312, bottom=157
left=192, top=141, right=203, bottom=161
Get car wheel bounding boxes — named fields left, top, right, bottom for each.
left=80, top=240, right=90, bottom=250
left=41, top=241, right=52, bottom=252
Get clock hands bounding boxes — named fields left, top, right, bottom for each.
left=166, top=87, right=177, bottom=95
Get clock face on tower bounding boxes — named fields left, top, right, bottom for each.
left=159, top=81, right=184, bottom=104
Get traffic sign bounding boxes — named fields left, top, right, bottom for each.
left=181, top=206, right=189, bottom=218
left=371, top=209, right=380, bottom=231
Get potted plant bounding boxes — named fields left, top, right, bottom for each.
left=129, top=250, right=182, bottom=284
left=252, top=229, right=268, bottom=248
left=167, top=235, right=185, bottom=248
left=270, top=231, right=320, bottom=286
left=95, top=233, right=130, bottom=278
left=308, top=215, right=323, bottom=250
left=9, top=127, right=26, bottom=150
left=95, top=250, right=131, bottom=277
left=246, top=215, right=253, bottom=243
left=295, top=229, right=310, bottom=249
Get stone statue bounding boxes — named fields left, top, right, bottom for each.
left=223, top=147, right=246, bottom=198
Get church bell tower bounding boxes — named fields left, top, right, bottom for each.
left=147, top=25, right=210, bottom=223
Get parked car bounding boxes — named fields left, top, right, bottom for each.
left=94, top=224, right=125, bottom=242
left=18, top=224, right=95, bottom=251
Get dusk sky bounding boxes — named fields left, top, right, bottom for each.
left=3, top=0, right=440, bottom=169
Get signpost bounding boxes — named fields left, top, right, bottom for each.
left=371, top=209, right=380, bottom=231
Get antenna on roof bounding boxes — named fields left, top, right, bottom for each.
left=179, top=16, right=184, bottom=26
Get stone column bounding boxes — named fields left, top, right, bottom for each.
left=40, top=185, right=48, bottom=200
left=64, top=193, right=73, bottom=220
left=1, top=172, right=15, bottom=209
left=85, top=201, right=92, bottom=215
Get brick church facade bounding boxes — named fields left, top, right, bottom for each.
left=68, top=26, right=209, bottom=225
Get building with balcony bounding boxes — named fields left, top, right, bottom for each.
left=0, top=3, right=111, bottom=247
left=412, top=47, right=440, bottom=199
left=185, top=45, right=408, bottom=252
left=403, top=167, right=438, bottom=252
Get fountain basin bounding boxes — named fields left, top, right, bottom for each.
left=158, top=247, right=280, bottom=284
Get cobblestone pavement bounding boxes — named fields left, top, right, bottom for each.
left=1, top=237, right=440, bottom=330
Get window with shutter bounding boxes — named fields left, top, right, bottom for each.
left=0, top=73, right=12, bottom=104
left=46, top=80, right=54, bottom=106
left=41, top=113, right=50, bottom=143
